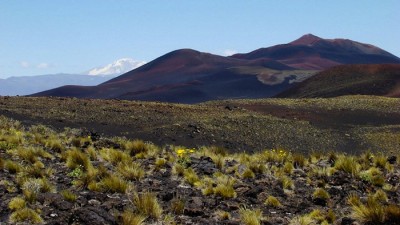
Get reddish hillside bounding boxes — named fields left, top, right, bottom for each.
left=277, top=64, right=400, bottom=98
left=33, top=49, right=295, bottom=103
left=231, top=34, right=400, bottom=70
left=33, top=35, right=400, bottom=103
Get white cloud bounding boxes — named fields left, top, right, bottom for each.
left=37, top=63, right=50, bottom=69
left=20, top=61, right=30, bottom=68
left=222, top=49, right=238, bottom=56
left=87, top=58, right=146, bottom=76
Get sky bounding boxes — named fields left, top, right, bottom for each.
left=0, top=0, right=399, bottom=78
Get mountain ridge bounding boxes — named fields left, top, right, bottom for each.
left=32, top=34, right=400, bottom=103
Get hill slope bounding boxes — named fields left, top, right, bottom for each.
left=231, top=34, right=400, bottom=70
left=32, top=35, right=400, bottom=103
left=277, top=64, right=400, bottom=98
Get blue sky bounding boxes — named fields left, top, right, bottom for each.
left=0, top=0, right=399, bottom=78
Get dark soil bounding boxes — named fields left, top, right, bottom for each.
left=1, top=96, right=400, bottom=155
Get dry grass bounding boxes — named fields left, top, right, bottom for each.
left=117, top=162, right=145, bottom=181
left=9, top=208, right=43, bottom=224
left=120, top=211, right=147, bottom=225
left=65, top=148, right=90, bottom=170
left=334, top=155, right=360, bottom=176
left=239, top=207, right=263, bottom=225
left=131, top=191, right=163, bottom=219
left=99, top=175, right=128, bottom=193
left=60, top=190, right=77, bottom=202
left=8, top=197, right=26, bottom=210
left=265, top=195, right=282, bottom=208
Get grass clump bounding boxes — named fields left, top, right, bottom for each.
left=131, top=191, right=163, bottom=220
left=4, top=160, right=22, bottom=174
left=155, top=157, right=167, bottom=169
left=241, top=167, right=256, bottom=179
left=334, top=155, right=360, bottom=176
left=359, top=167, right=385, bottom=187
left=279, top=175, right=294, bottom=190
left=100, top=148, right=131, bottom=165
left=283, top=161, right=294, bottom=174
left=99, top=175, right=128, bottom=193
left=60, top=190, right=77, bottom=202
left=170, top=197, right=185, bottom=215
left=172, top=163, right=185, bottom=176
left=21, top=178, right=54, bottom=203
left=216, top=210, right=231, bottom=220
left=312, top=188, right=330, bottom=201
left=348, top=190, right=400, bottom=224
left=66, top=148, right=90, bottom=171
left=183, top=168, right=200, bottom=186
left=289, top=214, right=314, bottom=225
left=265, top=195, right=282, bottom=208
left=292, top=153, right=306, bottom=168
left=213, top=174, right=237, bottom=198
left=239, top=207, right=263, bottom=225
left=8, top=197, right=26, bottom=210
left=373, top=153, right=388, bottom=169
left=117, top=162, right=145, bottom=181
left=124, top=139, right=148, bottom=156
left=9, top=208, right=43, bottom=224
left=350, top=194, right=386, bottom=224
left=120, top=211, right=147, bottom=225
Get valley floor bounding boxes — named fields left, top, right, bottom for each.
left=0, top=115, right=399, bottom=224
left=0, top=96, right=399, bottom=154
left=0, top=96, right=400, bottom=224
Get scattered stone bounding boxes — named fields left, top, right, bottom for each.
left=74, top=207, right=117, bottom=225
left=190, top=156, right=218, bottom=175
left=387, top=155, right=397, bottom=164
left=88, top=199, right=101, bottom=206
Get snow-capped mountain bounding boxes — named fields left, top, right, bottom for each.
left=87, top=58, right=146, bottom=76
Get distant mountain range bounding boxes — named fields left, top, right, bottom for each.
left=32, top=34, right=400, bottom=102
left=0, top=58, right=145, bottom=96
left=0, top=74, right=112, bottom=96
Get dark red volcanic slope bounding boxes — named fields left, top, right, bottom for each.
left=277, top=64, right=400, bottom=98
left=33, top=49, right=295, bottom=103
left=231, top=34, right=400, bottom=70
left=33, top=35, right=400, bottom=103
